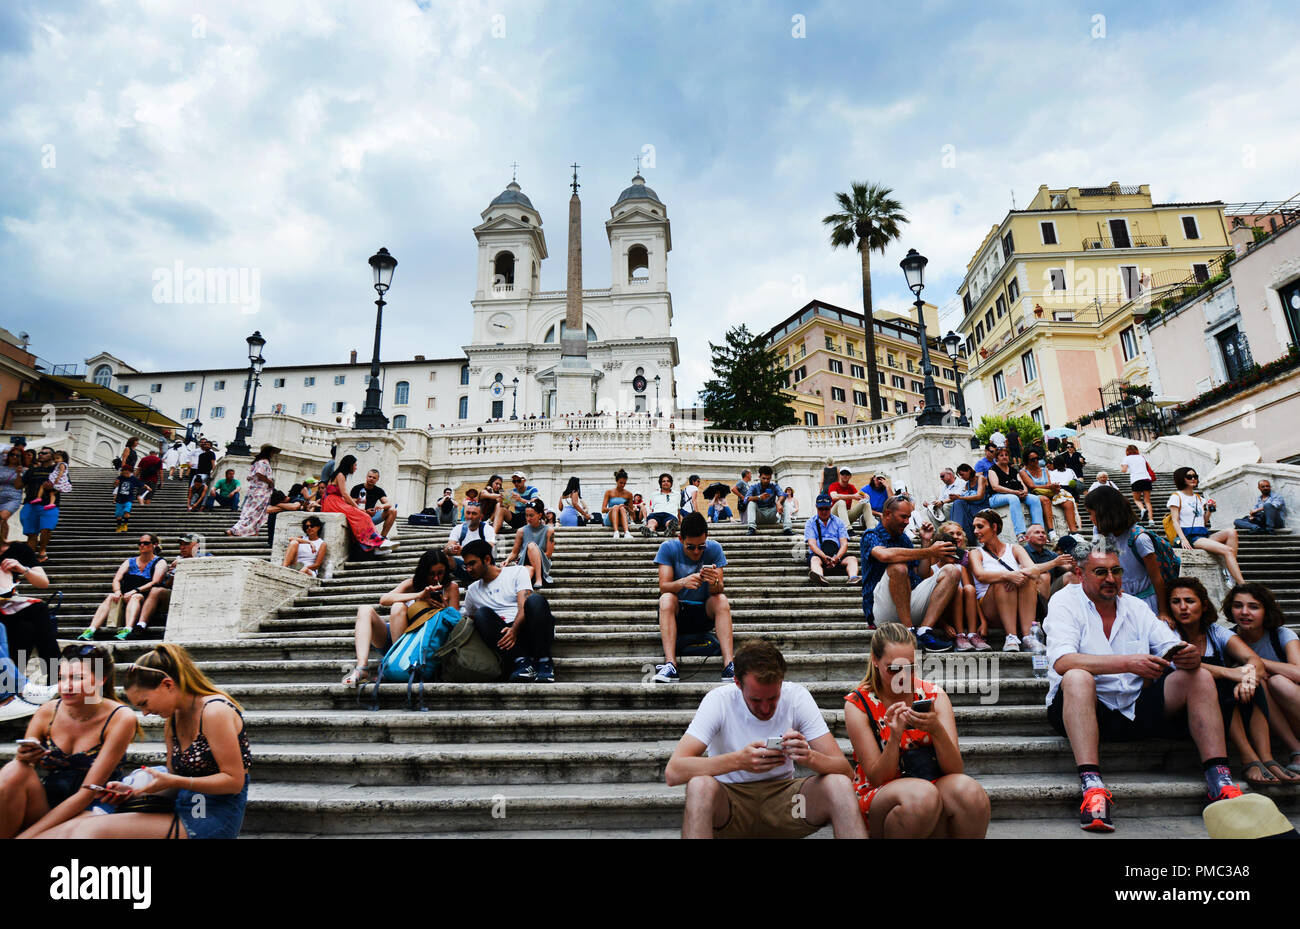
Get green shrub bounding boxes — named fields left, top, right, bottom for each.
left=974, top=414, right=1043, bottom=448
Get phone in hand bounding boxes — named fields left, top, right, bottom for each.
left=1162, top=642, right=1192, bottom=661
left=16, top=738, right=42, bottom=747
left=765, top=737, right=784, bottom=751
left=83, top=784, right=106, bottom=792
left=911, top=698, right=934, bottom=714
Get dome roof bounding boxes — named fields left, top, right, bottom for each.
left=615, top=174, right=662, bottom=205
left=489, top=181, right=535, bottom=210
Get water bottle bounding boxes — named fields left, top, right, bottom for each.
left=1029, top=621, right=1048, bottom=679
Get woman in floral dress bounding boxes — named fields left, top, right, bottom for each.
left=226, top=445, right=279, bottom=537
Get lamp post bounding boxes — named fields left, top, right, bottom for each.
left=354, top=247, right=397, bottom=429
left=225, top=331, right=266, bottom=456
left=248, top=354, right=265, bottom=425
left=941, top=330, right=970, bottom=427
left=654, top=374, right=661, bottom=417
left=510, top=376, right=519, bottom=420
left=900, top=248, right=946, bottom=427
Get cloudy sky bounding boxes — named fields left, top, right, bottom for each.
left=2, top=0, right=1297, bottom=401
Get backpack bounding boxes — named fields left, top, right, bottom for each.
left=367, top=605, right=461, bottom=710
left=456, top=522, right=487, bottom=545
left=1126, top=524, right=1180, bottom=591
left=434, top=612, right=503, bottom=682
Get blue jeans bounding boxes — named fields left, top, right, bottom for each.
left=204, top=492, right=240, bottom=510
left=987, top=493, right=1043, bottom=535
left=949, top=497, right=986, bottom=542
left=0, top=621, right=25, bottom=700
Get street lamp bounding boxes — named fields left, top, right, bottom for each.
left=226, top=331, right=266, bottom=456
left=900, top=248, right=946, bottom=427
left=654, top=374, right=661, bottom=417
left=510, top=376, right=519, bottom=420
left=355, top=247, right=397, bottom=429
left=941, top=330, right=970, bottom=427
left=248, top=354, right=265, bottom=425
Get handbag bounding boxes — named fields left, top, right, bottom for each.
left=1146, top=462, right=1157, bottom=482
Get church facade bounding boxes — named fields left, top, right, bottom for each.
left=59, top=173, right=681, bottom=453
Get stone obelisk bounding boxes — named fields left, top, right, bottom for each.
left=555, top=163, right=595, bottom=415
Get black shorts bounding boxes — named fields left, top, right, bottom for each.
left=676, top=600, right=713, bottom=635
left=648, top=511, right=674, bottom=525
left=1047, top=672, right=1189, bottom=742
left=1130, top=479, right=1153, bottom=493
left=508, top=511, right=528, bottom=530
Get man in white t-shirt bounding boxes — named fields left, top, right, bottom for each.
left=665, top=641, right=865, bottom=838
left=642, top=471, right=680, bottom=537
left=1045, top=537, right=1240, bottom=834
left=461, top=538, right=555, bottom=683
left=444, top=500, right=497, bottom=584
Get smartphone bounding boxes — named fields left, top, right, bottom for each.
left=765, top=737, right=784, bottom=750
left=16, top=738, right=42, bottom=747
left=83, top=784, right=106, bottom=792
left=1162, top=642, right=1191, bottom=661
left=911, top=699, right=934, bottom=714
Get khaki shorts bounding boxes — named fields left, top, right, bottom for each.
left=715, top=776, right=820, bottom=839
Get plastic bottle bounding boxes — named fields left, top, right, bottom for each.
left=1029, top=621, right=1048, bottom=679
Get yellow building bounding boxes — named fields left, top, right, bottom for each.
left=956, top=183, right=1231, bottom=427
left=764, top=299, right=969, bottom=425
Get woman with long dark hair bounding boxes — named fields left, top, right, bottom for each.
left=226, top=444, right=280, bottom=537
left=557, top=476, right=591, bottom=527
left=1225, top=582, right=1300, bottom=775
left=344, top=548, right=460, bottom=685
left=320, top=454, right=392, bottom=553
left=1, top=644, right=137, bottom=837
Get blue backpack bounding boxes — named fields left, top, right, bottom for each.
left=365, top=605, right=461, bottom=710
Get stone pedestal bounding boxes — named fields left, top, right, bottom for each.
left=270, top=512, right=350, bottom=580
left=165, top=557, right=316, bottom=643
left=1177, top=548, right=1230, bottom=612
left=555, top=361, right=595, bottom=417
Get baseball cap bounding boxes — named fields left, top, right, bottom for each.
left=815, top=493, right=833, bottom=508
left=303, top=477, right=319, bottom=485
left=178, top=532, right=203, bottom=544
left=838, top=468, right=851, bottom=475
left=511, top=471, right=527, bottom=479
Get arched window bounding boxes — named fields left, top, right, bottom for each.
left=460, top=364, right=470, bottom=385
left=543, top=323, right=598, bottom=343
left=493, top=251, right=515, bottom=285
left=458, top=396, right=468, bottom=419
left=627, top=244, right=649, bottom=281
left=92, top=364, right=112, bottom=387
left=393, top=414, right=407, bottom=428
left=394, top=381, right=410, bottom=405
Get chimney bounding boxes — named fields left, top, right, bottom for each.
left=349, top=350, right=357, bottom=364
left=414, top=354, right=425, bottom=361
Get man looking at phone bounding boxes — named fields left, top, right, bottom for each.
left=1045, top=537, right=1240, bottom=833
left=653, top=512, right=735, bottom=683
left=460, top=538, right=556, bottom=683
left=665, top=640, right=865, bottom=839
left=860, top=496, right=961, bottom=648
left=444, top=500, right=496, bottom=585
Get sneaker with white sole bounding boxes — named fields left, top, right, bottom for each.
left=1003, top=635, right=1021, bottom=652
left=653, top=662, right=679, bottom=683
left=0, top=696, right=40, bottom=722
left=955, top=633, right=973, bottom=652
left=21, top=681, right=58, bottom=705
left=969, top=632, right=992, bottom=651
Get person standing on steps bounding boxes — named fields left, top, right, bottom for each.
left=460, top=538, right=556, bottom=683
left=1044, top=537, right=1242, bottom=834
left=110, top=465, right=151, bottom=533
left=0, top=448, right=23, bottom=546
left=732, top=469, right=752, bottom=526
left=806, top=493, right=858, bottom=585
left=226, top=445, right=280, bottom=538
left=860, top=496, right=961, bottom=647
left=19, top=447, right=60, bottom=563
left=665, top=641, right=866, bottom=839
left=163, top=441, right=184, bottom=480
left=744, top=466, right=792, bottom=536
left=136, top=447, right=163, bottom=504
left=1119, top=444, right=1156, bottom=526
left=652, top=512, right=736, bottom=684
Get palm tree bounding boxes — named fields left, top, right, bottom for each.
left=823, top=182, right=908, bottom=420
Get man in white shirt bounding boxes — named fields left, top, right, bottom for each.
left=444, top=500, right=497, bottom=584
left=1045, top=537, right=1240, bottom=833
left=665, top=641, right=865, bottom=839
left=461, top=538, right=555, bottom=683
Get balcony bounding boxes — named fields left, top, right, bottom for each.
left=1082, top=234, right=1169, bottom=250
left=491, top=283, right=515, bottom=295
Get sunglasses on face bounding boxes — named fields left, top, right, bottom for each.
left=1187, top=474, right=1199, bottom=480
left=682, top=542, right=707, bottom=552
left=1090, top=566, right=1125, bottom=578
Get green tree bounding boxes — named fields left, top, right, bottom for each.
left=699, top=324, right=797, bottom=431
left=823, top=181, right=909, bottom=420
left=974, top=413, right=1042, bottom=450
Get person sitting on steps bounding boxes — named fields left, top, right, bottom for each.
left=443, top=499, right=496, bottom=586
left=79, top=535, right=167, bottom=641
left=642, top=472, right=680, bottom=537
left=343, top=548, right=460, bottom=686
left=744, top=466, right=792, bottom=536
left=502, top=500, right=554, bottom=590
left=652, top=511, right=735, bottom=684
left=461, top=538, right=557, bottom=683
left=860, top=496, right=961, bottom=648
left=806, top=493, right=859, bottom=585
left=1224, top=582, right=1300, bottom=777
left=282, top=516, right=328, bottom=578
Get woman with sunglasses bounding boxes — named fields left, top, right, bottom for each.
left=843, top=621, right=989, bottom=838
left=0, top=644, right=137, bottom=838
left=1020, top=450, right=1079, bottom=536
left=1168, top=466, right=1244, bottom=585
left=77, top=534, right=166, bottom=641
left=42, top=643, right=251, bottom=839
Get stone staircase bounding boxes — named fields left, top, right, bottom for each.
left=1, top=465, right=1297, bottom=838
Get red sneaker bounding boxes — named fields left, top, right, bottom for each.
left=1079, top=786, right=1115, bottom=832
left=1209, top=783, right=1243, bottom=802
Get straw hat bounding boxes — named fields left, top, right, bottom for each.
left=1203, top=793, right=1298, bottom=839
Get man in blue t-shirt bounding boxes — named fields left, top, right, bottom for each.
left=506, top=471, right=541, bottom=530
left=652, top=512, right=734, bottom=684
left=744, top=466, right=792, bottom=536
left=806, top=493, right=858, bottom=585
left=859, top=496, right=960, bottom=649
left=973, top=443, right=998, bottom=477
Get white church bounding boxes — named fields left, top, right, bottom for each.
left=52, top=171, right=681, bottom=453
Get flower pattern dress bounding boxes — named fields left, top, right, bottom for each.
left=228, top=459, right=273, bottom=536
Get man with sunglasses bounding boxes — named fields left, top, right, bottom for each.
left=653, top=512, right=735, bottom=683
left=1045, top=537, right=1240, bottom=833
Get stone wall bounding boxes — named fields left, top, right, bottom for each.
left=165, top=556, right=316, bottom=642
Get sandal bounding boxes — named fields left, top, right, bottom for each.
left=1262, top=760, right=1300, bottom=782
left=1287, top=751, right=1300, bottom=776
left=1243, top=760, right=1277, bottom=784
left=342, top=666, right=370, bottom=687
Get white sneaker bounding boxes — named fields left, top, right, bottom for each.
left=1047, top=530, right=1059, bottom=543
left=1003, top=635, right=1021, bottom=652
left=0, top=696, right=40, bottom=722
left=378, top=538, right=398, bottom=550
left=21, top=681, right=58, bottom=705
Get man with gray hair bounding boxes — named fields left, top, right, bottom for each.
left=1236, top=479, right=1286, bottom=533
left=1045, top=536, right=1241, bottom=833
